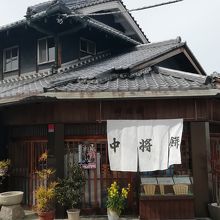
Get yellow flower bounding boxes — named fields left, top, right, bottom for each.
left=36, top=168, right=55, bottom=180
left=39, top=152, right=48, bottom=162
left=106, top=182, right=131, bottom=216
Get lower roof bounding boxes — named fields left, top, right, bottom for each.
left=0, top=38, right=218, bottom=105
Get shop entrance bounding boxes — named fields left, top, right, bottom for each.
left=8, top=140, right=48, bottom=206
left=64, top=138, right=139, bottom=215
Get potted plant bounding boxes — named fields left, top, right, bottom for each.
left=56, top=163, right=85, bottom=220
left=208, top=154, right=220, bottom=220
left=35, top=152, right=57, bottom=220
left=106, top=181, right=130, bottom=220
left=0, top=159, right=10, bottom=177
left=0, top=159, right=10, bottom=186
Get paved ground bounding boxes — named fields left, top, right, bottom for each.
left=23, top=211, right=212, bottom=220
left=19, top=210, right=214, bottom=220
left=24, top=210, right=140, bottom=220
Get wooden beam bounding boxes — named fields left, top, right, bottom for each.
left=55, top=36, right=60, bottom=69
left=190, top=122, right=211, bottom=217
left=183, top=49, right=203, bottom=75
left=78, top=1, right=148, bottom=43
left=131, top=48, right=183, bottom=72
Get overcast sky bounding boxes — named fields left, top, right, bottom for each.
left=0, top=0, right=219, bottom=74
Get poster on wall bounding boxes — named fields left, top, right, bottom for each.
left=78, top=143, right=96, bottom=169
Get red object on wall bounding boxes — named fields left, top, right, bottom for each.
left=48, top=124, right=55, bottom=133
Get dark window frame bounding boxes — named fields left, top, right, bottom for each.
left=80, top=38, right=96, bottom=55
left=3, top=46, right=19, bottom=73
left=37, top=37, right=55, bottom=65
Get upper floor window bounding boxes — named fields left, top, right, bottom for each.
left=80, top=38, right=96, bottom=55
left=3, top=47, right=19, bottom=72
left=38, top=37, right=55, bottom=64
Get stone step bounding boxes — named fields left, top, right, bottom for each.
left=80, top=218, right=139, bottom=220
left=22, top=210, right=212, bottom=220
left=22, top=210, right=139, bottom=220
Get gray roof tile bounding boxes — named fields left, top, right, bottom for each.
left=50, top=66, right=211, bottom=93
left=28, top=0, right=113, bottom=13
left=0, top=0, right=148, bottom=44
left=0, top=38, right=213, bottom=100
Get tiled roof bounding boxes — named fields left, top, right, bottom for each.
left=52, top=37, right=185, bottom=84
left=47, top=66, right=211, bottom=92
left=0, top=16, right=139, bottom=47
left=28, top=0, right=148, bottom=42
left=28, top=0, right=113, bottom=13
left=85, top=17, right=140, bottom=45
left=0, top=0, right=148, bottom=44
left=0, top=38, right=216, bottom=102
left=0, top=19, right=26, bottom=32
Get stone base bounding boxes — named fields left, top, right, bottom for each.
left=0, top=204, right=25, bottom=220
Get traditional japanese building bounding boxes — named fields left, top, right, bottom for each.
left=0, top=0, right=219, bottom=219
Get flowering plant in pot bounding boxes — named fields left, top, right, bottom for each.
left=35, top=152, right=57, bottom=220
left=0, top=159, right=10, bottom=176
left=0, top=159, right=10, bottom=185
left=106, top=181, right=130, bottom=220
left=55, top=163, right=85, bottom=220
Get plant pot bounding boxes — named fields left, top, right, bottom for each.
left=37, top=210, right=55, bottom=220
left=0, top=191, right=24, bottom=205
left=208, top=203, right=220, bottom=220
left=107, top=209, right=119, bottom=220
left=67, top=209, right=80, bottom=220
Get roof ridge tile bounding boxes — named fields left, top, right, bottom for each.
left=136, top=37, right=184, bottom=50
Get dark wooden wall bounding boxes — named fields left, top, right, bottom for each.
left=2, top=97, right=219, bottom=218
left=0, top=28, right=44, bottom=78
left=0, top=22, right=133, bottom=79
left=158, top=53, right=198, bottom=74
left=0, top=98, right=214, bottom=126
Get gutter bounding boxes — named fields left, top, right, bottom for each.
left=0, top=89, right=219, bottom=107
left=41, top=89, right=220, bottom=99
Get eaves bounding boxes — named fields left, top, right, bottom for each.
left=0, top=89, right=219, bottom=105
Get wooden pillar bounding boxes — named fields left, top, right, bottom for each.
left=47, top=124, right=65, bottom=218
left=190, top=122, right=211, bottom=217
left=54, top=124, right=64, bottom=178
left=47, top=124, right=64, bottom=178
left=55, top=36, right=61, bottom=69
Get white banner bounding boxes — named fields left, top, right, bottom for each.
left=107, top=120, right=138, bottom=171
left=107, top=119, right=183, bottom=172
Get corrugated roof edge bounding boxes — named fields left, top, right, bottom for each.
left=183, top=43, right=206, bottom=76
left=135, top=36, right=183, bottom=50
left=0, top=19, right=26, bottom=32
left=68, top=0, right=113, bottom=10
left=120, top=0, right=149, bottom=43
left=28, top=0, right=52, bottom=10
left=155, top=66, right=207, bottom=84
left=0, top=0, right=111, bottom=32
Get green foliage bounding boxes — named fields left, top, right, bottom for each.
left=35, top=182, right=57, bottom=212
left=35, top=152, right=57, bottom=212
left=0, top=159, right=10, bottom=185
left=56, top=163, right=85, bottom=209
left=106, top=182, right=130, bottom=216
left=0, top=159, right=10, bottom=170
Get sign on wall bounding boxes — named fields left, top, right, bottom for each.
left=78, top=143, right=96, bottom=169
